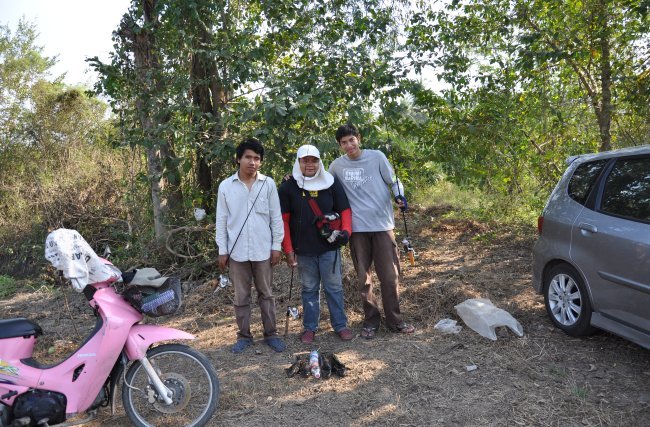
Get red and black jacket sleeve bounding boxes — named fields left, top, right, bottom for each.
left=332, top=177, right=352, bottom=236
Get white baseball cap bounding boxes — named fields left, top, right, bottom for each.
left=292, top=144, right=333, bottom=191
left=297, top=144, right=321, bottom=159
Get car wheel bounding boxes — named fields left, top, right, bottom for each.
left=543, top=264, right=596, bottom=337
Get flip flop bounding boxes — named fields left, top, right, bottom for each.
left=231, top=338, right=253, bottom=354
left=390, top=323, right=416, bottom=334
left=264, top=336, right=287, bottom=352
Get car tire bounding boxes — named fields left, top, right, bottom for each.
left=543, top=264, right=597, bottom=337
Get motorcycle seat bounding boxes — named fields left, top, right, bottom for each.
left=0, top=318, right=43, bottom=339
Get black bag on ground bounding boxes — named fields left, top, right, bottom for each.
left=320, top=351, right=347, bottom=378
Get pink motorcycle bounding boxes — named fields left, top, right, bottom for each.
left=0, top=232, right=219, bottom=427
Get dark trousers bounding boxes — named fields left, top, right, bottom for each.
left=230, top=259, right=278, bottom=339
left=349, top=230, right=404, bottom=329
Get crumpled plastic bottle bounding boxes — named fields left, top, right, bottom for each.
left=434, top=318, right=462, bottom=334
left=309, top=350, right=320, bottom=379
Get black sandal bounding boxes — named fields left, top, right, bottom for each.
left=360, top=327, right=376, bottom=339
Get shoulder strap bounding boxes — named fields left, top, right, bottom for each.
left=303, top=190, right=323, bottom=217
left=227, top=177, right=268, bottom=257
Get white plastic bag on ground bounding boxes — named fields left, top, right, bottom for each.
left=193, top=208, right=206, bottom=221
left=454, top=298, right=523, bottom=341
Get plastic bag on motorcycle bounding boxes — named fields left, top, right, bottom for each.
left=122, top=277, right=182, bottom=317
left=44, top=228, right=120, bottom=291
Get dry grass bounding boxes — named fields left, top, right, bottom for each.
left=1, top=205, right=648, bottom=426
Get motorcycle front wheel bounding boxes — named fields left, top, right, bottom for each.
left=122, top=344, right=219, bottom=427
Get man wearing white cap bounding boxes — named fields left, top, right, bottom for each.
left=278, top=144, right=354, bottom=343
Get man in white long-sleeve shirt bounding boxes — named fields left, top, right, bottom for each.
left=216, top=138, right=286, bottom=353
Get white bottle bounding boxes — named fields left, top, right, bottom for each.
left=309, top=350, right=320, bottom=379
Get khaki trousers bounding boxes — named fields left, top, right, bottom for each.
left=230, top=259, right=278, bottom=339
left=349, top=230, right=404, bottom=329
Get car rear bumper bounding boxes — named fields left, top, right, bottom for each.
left=531, top=239, right=548, bottom=294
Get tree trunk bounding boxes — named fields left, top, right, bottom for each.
left=145, top=146, right=167, bottom=240
left=190, top=52, right=214, bottom=203
left=190, top=23, right=229, bottom=211
left=121, top=0, right=182, bottom=242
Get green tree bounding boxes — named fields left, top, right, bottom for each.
left=91, top=0, right=410, bottom=235
left=515, top=0, right=648, bottom=152
left=408, top=0, right=648, bottom=152
left=401, top=0, right=649, bottom=200
left=0, top=19, right=57, bottom=149
left=0, top=20, right=131, bottom=276
left=27, top=82, right=108, bottom=151
left=116, top=0, right=183, bottom=243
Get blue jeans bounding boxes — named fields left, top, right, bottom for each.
left=297, top=250, right=348, bottom=333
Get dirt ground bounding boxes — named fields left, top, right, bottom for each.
left=2, top=206, right=649, bottom=426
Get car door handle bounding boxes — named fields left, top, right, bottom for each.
left=578, top=223, right=597, bottom=233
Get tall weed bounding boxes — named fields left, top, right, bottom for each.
left=413, top=180, right=543, bottom=227
left=0, top=141, right=149, bottom=277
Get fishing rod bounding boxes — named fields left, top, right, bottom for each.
left=386, top=138, right=416, bottom=266
left=283, top=174, right=308, bottom=336
left=284, top=268, right=298, bottom=336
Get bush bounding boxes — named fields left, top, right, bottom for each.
left=0, top=139, right=151, bottom=278
left=0, top=275, right=17, bottom=299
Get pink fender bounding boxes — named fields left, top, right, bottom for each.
left=124, top=324, right=194, bottom=360
left=0, top=384, right=29, bottom=406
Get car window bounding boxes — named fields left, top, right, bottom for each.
left=568, top=159, right=608, bottom=205
left=600, top=157, right=650, bottom=222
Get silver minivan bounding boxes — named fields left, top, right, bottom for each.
left=532, top=145, right=650, bottom=349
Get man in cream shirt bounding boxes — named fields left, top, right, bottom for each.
left=216, top=138, right=286, bottom=353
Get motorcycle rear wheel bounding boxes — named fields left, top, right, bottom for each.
left=122, top=344, right=219, bottom=427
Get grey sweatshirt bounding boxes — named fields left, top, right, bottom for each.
left=329, top=149, right=403, bottom=232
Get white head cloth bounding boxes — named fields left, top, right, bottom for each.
left=292, top=144, right=334, bottom=191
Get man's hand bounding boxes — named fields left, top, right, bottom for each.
left=394, top=195, right=408, bottom=212
left=327, top=230, right=349, bottom=245
left=271, top=250, right=282, bottom=266
left=218, top=254, right=229, bottom=271
left=285, top=252, right=298, bottom=268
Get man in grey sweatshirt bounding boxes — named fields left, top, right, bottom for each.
left=329, top=124, right=415, bottom=339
